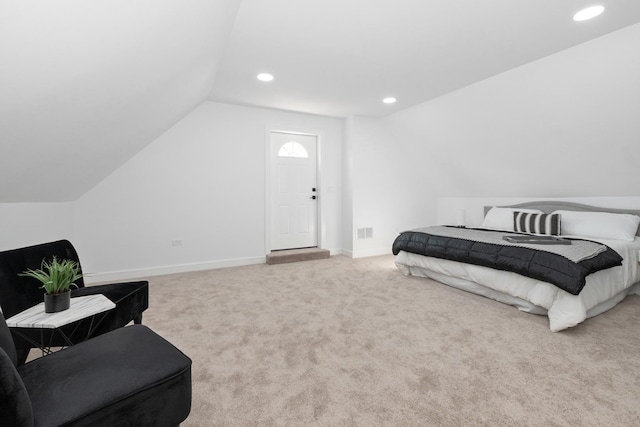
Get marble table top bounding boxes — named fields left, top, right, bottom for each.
left=6, top=294, right=116, bottom=329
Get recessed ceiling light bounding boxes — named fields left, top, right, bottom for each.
left=573, top=5, right=605, bottom=21
left=383, top=97, right=397, bottom=104
left=257, top=73, right=274, bottom=82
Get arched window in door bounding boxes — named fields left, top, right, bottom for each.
left=278, top=141, right=308, bottom=158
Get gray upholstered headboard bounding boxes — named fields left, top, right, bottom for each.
left=483, top=201, right=640, bottom=237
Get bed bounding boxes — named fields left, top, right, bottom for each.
left=393, top=201, right=640, bottom=331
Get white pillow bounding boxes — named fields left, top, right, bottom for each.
left=554, top=210, right=640, bottom=241
left=481, top=207, right=543, bottom=232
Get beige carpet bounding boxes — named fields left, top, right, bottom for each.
left=142, top=255, right=640, bottom=426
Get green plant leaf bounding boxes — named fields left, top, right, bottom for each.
left=19, top=256, right=82, bottom=294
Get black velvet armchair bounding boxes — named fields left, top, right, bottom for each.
left=0, top=240, right=148, bottom=364
left=0, top=311, right=192, bottom=426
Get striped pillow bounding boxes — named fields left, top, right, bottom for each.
left=513, top=212, right=561, bottom=236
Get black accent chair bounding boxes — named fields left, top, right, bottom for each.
left=0, top=240, right=149, bottom=364
left=0, top=312, right=192, bottom=426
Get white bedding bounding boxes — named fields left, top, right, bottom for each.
left=395, top=235, right=640, bottom=331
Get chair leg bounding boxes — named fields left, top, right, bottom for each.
left=134, top=314, right=143, bottom=324
left=16, top=347, right=30, bottom=366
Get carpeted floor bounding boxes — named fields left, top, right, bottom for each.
left=142, top=255, right=640, bottom=426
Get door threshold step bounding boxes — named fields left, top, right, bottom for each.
left=266, top=248, right=330, bottom=265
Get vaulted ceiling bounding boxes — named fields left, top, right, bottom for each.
left=0, top=0, right=242, bottom=202
left=2, top=1, right=640, bottom=202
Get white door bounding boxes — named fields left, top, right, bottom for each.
left=270, top=132, right=318, bottom=250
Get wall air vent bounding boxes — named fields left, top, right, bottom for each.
left=356, top=227, right=373, bottom=240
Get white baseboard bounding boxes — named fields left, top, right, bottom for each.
left=85, top=248, right=345, bottom=284
left=352, top=247, right=392, bottom=259
left=338, top=248, right=392, bottom=259
left=84, top=256, right=266, bottom=284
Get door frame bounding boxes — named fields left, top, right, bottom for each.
left=265, top=127, right=322, bottom=254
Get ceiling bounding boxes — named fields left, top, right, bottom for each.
left=210, top=0, right=640, bottom=117
left=2, top=0, right=640, bottom=202
left=0, top=0, right=242, bottom=202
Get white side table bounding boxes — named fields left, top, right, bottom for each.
left=6, top=294, right=116, bottom=355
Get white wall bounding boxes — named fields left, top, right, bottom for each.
left=342, top=117, right=355, bottom=256
left=438, top=197, right=640, bottom=228
left=0, top=203, right=74, bottom=251
left=74, top=102, right=343, bottom=281
left=347, top=116, right=436, bottom=258
left=345, top=23, right=640, bottom=257
left=5, top=24, right=639, bottom=270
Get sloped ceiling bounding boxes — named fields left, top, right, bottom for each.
left=2, top=1, right=640, bottom=202
left=0, top=0, right=241, bottom=202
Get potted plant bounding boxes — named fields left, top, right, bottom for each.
left=21, top=257, right=83, bottom=313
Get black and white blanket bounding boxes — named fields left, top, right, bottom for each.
left=392, top=226, right=623, bottom=295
